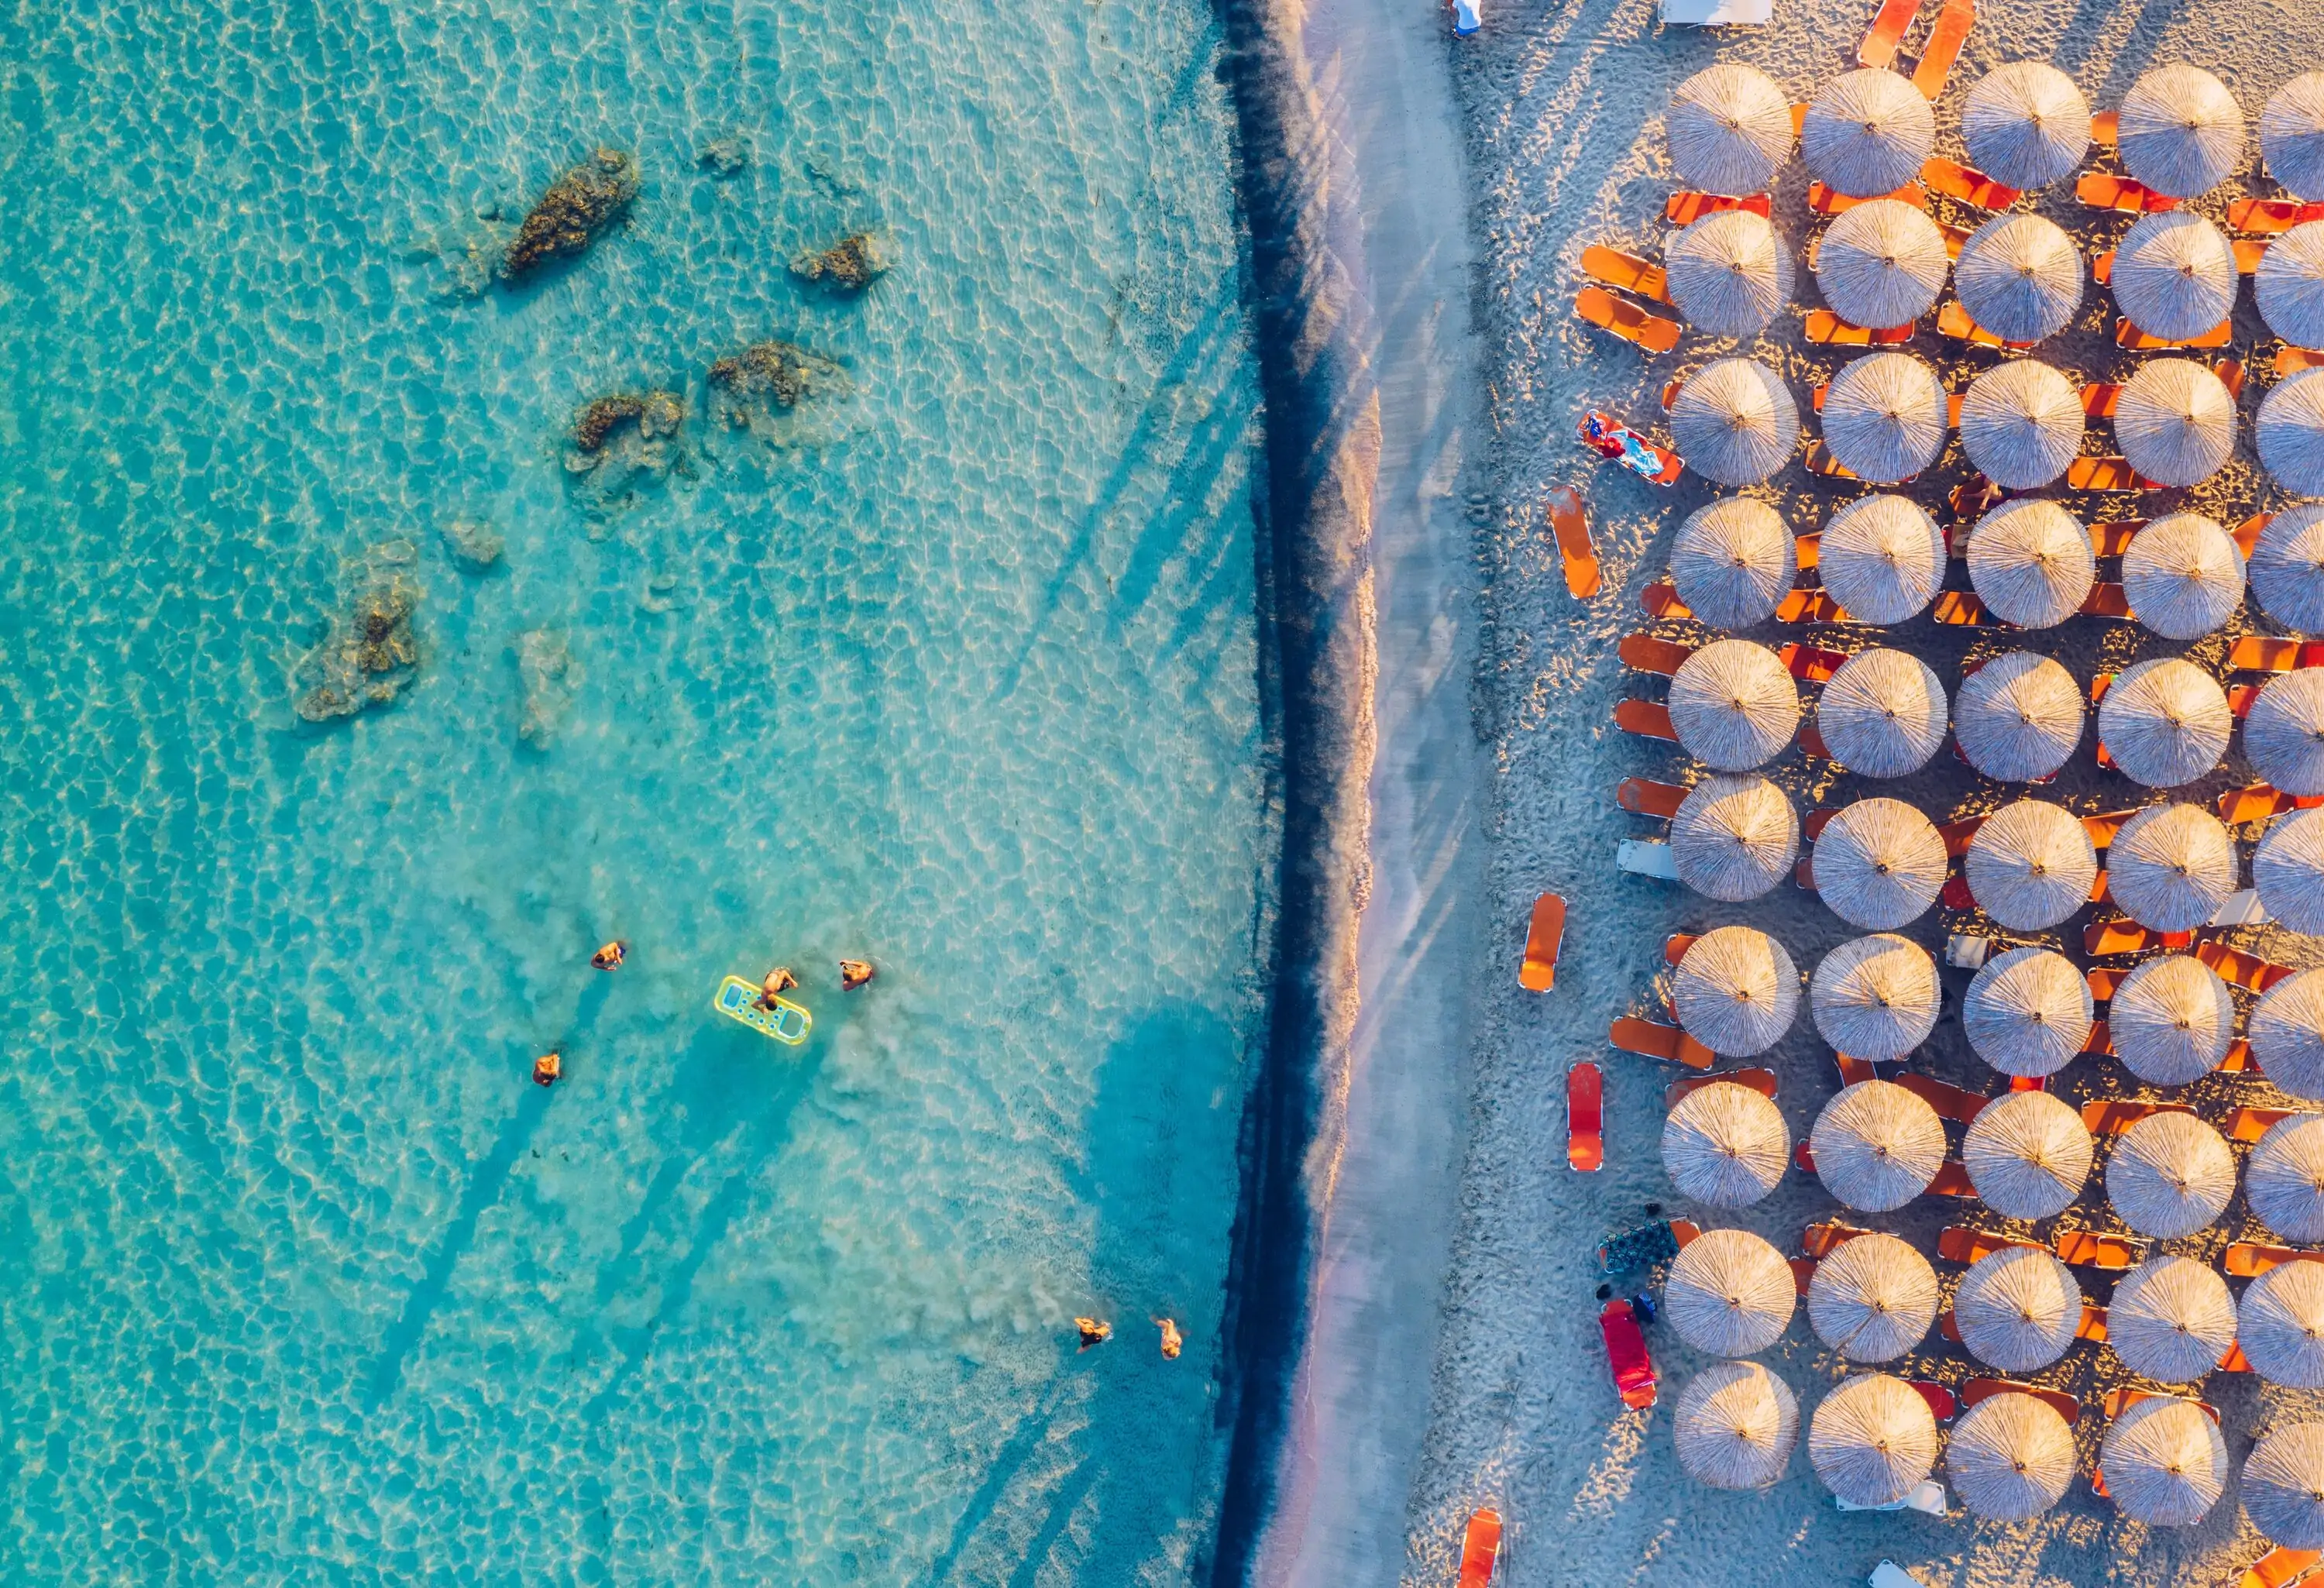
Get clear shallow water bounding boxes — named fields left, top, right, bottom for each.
left=0, top=0, right=1273, bottom=1580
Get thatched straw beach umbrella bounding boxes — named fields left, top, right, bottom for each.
left=1672, top=773, right=1800, bottom=902
left=2249, top=1115, right=2324, bottom=1243
left=1964, top=799, right=2098, bottom=931
left=2262, top=370, right=2324, bottom=497
left=2116, top=359, right=2237, bottom=487
left=2123, top=512, right=2247, bottom=641
left=2254, top=506, right=2324, bottom=634
left=1955, top=651, right=2084, bottom=781
left=1818, top=495, right=1944, bottom=622
left=1669, top=639, right=1800, bottom=771
left=2109, top=954, right=2235, bottom=1084
left=2257, top=807, right=2324, bottom=933
left=1956, top=215, right=2085, bottom=346
left=2118, top=64, right=2247, bottom=199
left=1968, top=499, right=2095, bottom=627
left=1670, top=64, right=1797, bottom=197
left=1807, top=1232, right=1937, bottom=1363
left=1671, top=499, right=1797, bottom=629
left=1803, top=69, right=1937, bottom=198
left=2108, top=802, right=2236, bottom=928
left=1664, top=1081, right=1790, bottom=1208
left=1810, top=1080, right=1944, bottom=1212
left=2247, top=1423, right=2324, bottom=1548
left=2256, top=971, right=2324, bottom=1100
left=1964, top=62, right=2092, bottom=191
left=1673, top=925, right=1800, bottom=1057
left=1809, top=1374, right=1939, bottom=1507
left=2259, top=223, right=2324, bottom=351
left=2243, top=1260, right=2324, bottom=1388
left=2099, top=662, right=2232, bottom=789
left=1675, top=1363, right=1800, bottom=1490
left=1667, top=209, right=1794, bottom=338
left=2101, top=1397, right=2228, bottom=1525
left=1810, top=934, right=1939, bottom=1061
left=1670, top=360, right=1801, bottom=486
left=1813, top=798, right=1946, bottom=930
left=2113, top=211, right=2238, bottom=341
left=1817, top=200, right=1948, bottom=330
left=2250, top=669, right=2324, bottom=805
left=1947, top=1393, right=2076, bottom=1521
left=1963, top=1088, right=2093, bottom=1218
left=1959, top=358, right=2084, bottom=486
left=1964, top=945, right=2094, bottom=1078
left=2266, top=75, right=2324, bottom=201
left=2109, top=1255, right=2237, bottom=1382
left=2107, top=1110, right=2236, bottom=1239
left=1955, top=1245, right=2082, bottom=1373
left=1822, top=353, right=1948, bottom=483
left=1666, top=1226, right=1798, bottom=1356
left=1817, top=650, right=1947, bottom=778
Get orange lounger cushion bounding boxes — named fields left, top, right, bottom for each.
left=1521, top=893, right=1566, bottom=992
left=1567, top=1062, right=1603, bottom=1172
left=1545, top=483, right=1600, bottom=599
left=1856, top=0, right=1923, bottom=68
left=1908, top=0, right=1972, bottom=99
left=1575, top=287, right=1681, bottom=354
left=1456, top=1508, right=1503, bottom=1588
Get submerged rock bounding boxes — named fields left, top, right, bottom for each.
left=706, top=340, right=847, bottom=432
left=502, top=149, right=639, bottom=280
left=516, top=628, right=580, bottom=747
left=790, top=232, right=886, bottom=290
left=696, top=135, right=751, bottom=177
left=565, top=389, right=690, bottom=514
left=295, top=565, right=422, bottom=723
left=440, top=517, right=504, bottom=570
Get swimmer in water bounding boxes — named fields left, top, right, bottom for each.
left=1155, top=1318, right=1182, bottom=1359
left=1074, top=1317, right=1111, bottom=1351
left=533, top=1051, right=563, bottom=1087
left=839, top=958, right=875, bottom=992
left=758, top=967, right=799, bottom=1009
left=590, top=940, right=627, bottom=971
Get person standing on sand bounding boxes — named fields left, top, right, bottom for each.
left=839, top=958, right=875, bottom=991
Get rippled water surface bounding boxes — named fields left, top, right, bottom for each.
left=0, top=0, right=1272, bottom=1579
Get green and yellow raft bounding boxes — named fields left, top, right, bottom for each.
left=713, top=974, right=812, bottom=1045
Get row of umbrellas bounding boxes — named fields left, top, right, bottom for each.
left=1672, top=61, right=2324, bottom=205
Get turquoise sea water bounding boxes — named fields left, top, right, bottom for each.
left=0, top=0, right=1274, bottom=1580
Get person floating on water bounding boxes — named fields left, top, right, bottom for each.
left=758, top=966, right=799, bottom=1010
left=1155, top=1318, right=1182, bottom=1359
left=590, top=940, right=627, bottom=971
left=840, top=958, right=875, bottom=991
left=1074, top=1317, right=1111, bottom=1351
left=533, top=1051, right=562, bottom=1087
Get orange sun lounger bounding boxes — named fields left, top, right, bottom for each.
left=1611, top=699, right=1677, bottom=741
left=2226, top=634, right=2324, bottom=674
left=1857, top=0, right=1924, bottom=68
left=2237, top=1547, right=2322, bottom=1588
left=1576, top=287, right=1681, bottom=354
left=1663, top=191, right=1771, bottom=225
left=1807, top=180, right=1929, bottom=216
left=2219, top=782, right=2324, bottom=824
left=2279, top=345, right=2324, bottom=379
left=1579, top=244, right=1671, bottom=304
left=2233, top=197, right=2324, bottom=235
left=2067, top=455, right=2164, bottom=491
left=1666, top=1068, right=1776, bottom=1109
left=1618, top=633, right=1694, bottom=675
left=1638, top=581, right=1693, bottom=620
left=1908, top=0, right=1972, bottom=98
left=1891, top=1072, right=1992, bottom=1124
left=2228, top=1105, right=2302, bottom=1144
left=1922, top=156, right=2018, bottom=210
left=2117, top=315, right=2233, bottom=350
left=1567, top=1062, right=1603, bottom=1172
left=1545, top=483, right=1600, bottom=600
left=1804, top=310, right=1916, bottom=346
left=2226, top=1244, right=2324, bottom=1280
left=1600, top=1299, right=1657, bottom=1409
left=1456, top=1507, right=1503, bottom=1588
left=1616, top=778, right=1687, bottom=820
left=2077, top=171, right=2178, bottom=215
left=1521, top=892, right=1566, bottom=992
left=1608, top=1016, right=1714, bottom=1070
left=1935, top=301, right=2033, bottom=350
left=1961, top=1379, right=2082, bottom=1424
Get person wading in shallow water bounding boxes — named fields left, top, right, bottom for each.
left=839, top=958, right=875, bottom=991
left=757, top=966, right=799, bottom=1009
left=533, top=1051, right=563, bottom=1087
left=1074, top=1318, right=1111, bottom=1351
left=590, top=940, right=626, bottom=971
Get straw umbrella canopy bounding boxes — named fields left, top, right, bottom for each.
left=1673, top=925, right=1800, bottom=1057
left=2109, top=954, right=2236, bottom=1084
left=2123, top=513, right=2247, bottom=641
left=2118, top=64, right=2247, bottom=199
left=1803, top=69, right=1937, bottom=198
left=1959, top=358, right=2084, bottom=486
left=2254, top=971, right=2324, bottom=1100
left=1964, top=62, right=2092, bottom=191
left=2107, top=1110, right=2236, bottom=1239
left=2109, top=1255, right=2238, bottom=1382
left=1818, top=495, right=1944, bottom=622
left=1817, top=650, right=1947, bottom=777
left=2257, top=807, right=2324, bottom=932
left=1964, top=946, right=2094, bottom=1078
left=1669, top=64, right=1797, bottom=196
left=1810, top=1080, right=1944, bottom=1212
left=2243, top=1260, right=2324, bottom=1387
left=2099, top=662, right=2233, bottom=789
left=2101, top=1397, right=2229, bottom=1525
left=1671, top=498, right=1797, bottom=629
left=1669, top=360, right=1800, bottom=486
left=1672, top=774, right=1800, bottom=902
left=1669, top=639, right=1800, bottom=771
left=1968, top=499, right=2095, bottom=627
left=2248, top=1115, right=2324, bottom=1242
left=1665, top=1227, right=1798, bottom=1356
left=2247, top=1422, right=2324, bottom=1548
left=1809, top=1374, right=1939, bottom=1507
left=2266, top=75, right=2324, bottom=201
left=2253, top=505, right=2324, bottom=633
left=2116, top=359, right=2237, bottom=486
left=1816, top=200, right=1948, bottom=330
left=1667, top=209, right=1794, bottom=338
left=2262, top=370, right=2324, bottom=496
left=1821, top=353, right=1948, bottom=483
left=1964, top=799, right=2098, bottom=930
left=1963, top=1088, right=2094, bottom=1218
left=2108, top=803, right=2236, bottom=928
left=1955, top=651, right=2084, bottom=781
left=1812, top=798, right=1946, bottom=930
left=2113, top=212, right=2238, bottom=341
left=2250, top=668, right=2324, bottom=799
left=1675, top=1363, right=1800, bottom=1490
left=1810, top=934, right=1939, bottom=1061
left=1664, top=1081, right=1790, bottom=1208
left=1807, top=1232, right=1937, bottom=1363
left=1954, top=1245, right=2083, bottom=1372
left=1947, top=1394, right=2077, bottom=1521
left=2258, top=223, right=2324, bottom=351
left=1956, top=215, right=2085, bottom=346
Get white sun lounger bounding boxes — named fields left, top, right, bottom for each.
left=1836, top=1480, right=1948, bottom=1516
left=1870, top=1564, right=1928, bottom=1588
left=1616, top=838, right=1679, bottom=881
